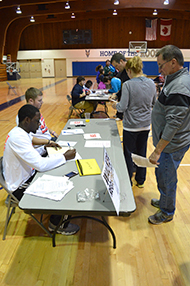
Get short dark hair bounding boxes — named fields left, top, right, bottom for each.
left=111, top=53, right=126, bottom=64
left=18, top=104, right=39, bottom=123
left=156, top=45, right=184, bottom=66
left=25, top=87, right=42, bottom=102
left=103, top=76, right=109, bottom=83
left=77, top=76, right=85, bottom=84
left=85, top=80, right=93, bottom=88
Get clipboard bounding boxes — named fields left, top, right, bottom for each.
left=46, top=147, right=69, bottom=156
left=76, top=159, right=101, bottom=176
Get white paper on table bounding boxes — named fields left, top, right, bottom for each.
left=70, top=120, right=84, bottom=126
left=83, top=133, right=101, bottom=140
left=131, top=153, right=158, bottom=168
left=61, top=129, right=84, bottom=135
left=57, top=141, right=77, bottom=147
left=84, top=140, right=111, bottom=148
left=24, top=174, right=74, bottom=201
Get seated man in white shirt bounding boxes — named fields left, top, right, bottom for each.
left=3, top=104, right=79, bottom=235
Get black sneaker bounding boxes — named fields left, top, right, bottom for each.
left=151, top=198, right=160, bottom=208
left=148, top=210, right=173, bottom=225
left=48, top=222, right=80, bottom=235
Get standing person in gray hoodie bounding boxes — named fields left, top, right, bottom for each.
left=149, top=45, right=190, bottom=225
left=111, top=56, right=157, bottom=187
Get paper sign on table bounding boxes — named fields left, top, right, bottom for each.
left=83, top=133, right=101, bottom=140
left=101, top=148, right=120, bottom=215
left=70, top=121, right=84, bottom=126
left=84, top=140, right=111, bottom=148
left=62, top=129, right=84, bottom=135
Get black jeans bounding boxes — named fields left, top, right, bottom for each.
left=123, top=129, right=149, bottom=185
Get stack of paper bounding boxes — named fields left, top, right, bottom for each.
left=24, top=174, right=74, bottom=201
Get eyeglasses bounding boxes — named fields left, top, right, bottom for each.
left=158, top=59, right=172, bottom=70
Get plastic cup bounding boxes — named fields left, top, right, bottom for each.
left=85, top=113, right=90, bottom=122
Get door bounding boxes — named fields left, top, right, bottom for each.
left=30, top=60, right=42, bottom=78
left=19, top=60, right=30, bottom=78
left=54, top=59, right=66, bottom=78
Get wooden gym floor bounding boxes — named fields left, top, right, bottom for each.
left=0, top=78, right=190, bottom=286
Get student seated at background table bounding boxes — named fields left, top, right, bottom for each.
left=83, top=80, right=93, bottom=94
left=71, top=76, right=95, bottom=117
left=3, top=104, right=80, bottom=235
left=98, top=76, right=107, bottom=89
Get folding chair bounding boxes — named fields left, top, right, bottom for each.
left=66, top=94, right=84, bottom=119
left=0, top=156, right=19, bottom=240
left=6, top=82, right=18, bottom=96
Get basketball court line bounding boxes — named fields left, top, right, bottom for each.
left=0, top=78, right=67, bottom=112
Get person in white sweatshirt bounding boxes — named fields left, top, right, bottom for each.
left=3, top=104, right=79, bottom=235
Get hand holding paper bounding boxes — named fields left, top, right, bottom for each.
left=131, top=153, right=158, bottom=168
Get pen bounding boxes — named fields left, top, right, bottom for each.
left=77, top=159, right=83, bottom=175
left=67, top=142, right=71, bottom=149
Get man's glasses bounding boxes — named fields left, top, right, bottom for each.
left=158, top=59, right=172, bottom=70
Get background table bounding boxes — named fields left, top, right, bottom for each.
left=19, top=119, right=136, bottom=247
left=85, top=91, right=110, bottom=117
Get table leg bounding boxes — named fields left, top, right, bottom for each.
left=29, top=213, right=53, bottom=238
left=51, top=215, right=116, bottom=248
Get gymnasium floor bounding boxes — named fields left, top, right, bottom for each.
left=0, top=77, right=190, bottom=286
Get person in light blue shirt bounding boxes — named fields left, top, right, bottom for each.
left=104, top=76, right=121, bottom=94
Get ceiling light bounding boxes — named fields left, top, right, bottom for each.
left=164, top=0, right=169, bottom=4
left=114, top=0, right=119, bottom=5
left=113, top=9, right=117, bottom=15
left=65, top=2, right=70, bottom=9
left=30, top=16, right=35, bottom=22
left=71, top=13, right=75, bottom=18
left=153, top=9, right=158, bottom=15
left=16, top=5, right=22, bottom=14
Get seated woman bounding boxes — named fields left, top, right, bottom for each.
left=110, top=56, right=157, bottom=187
left=98, top=76, right=107, bottom=89
left=71, top=76, right=94, bottom=117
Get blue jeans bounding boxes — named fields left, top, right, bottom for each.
left=155, top=145, right=189, bottom=216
